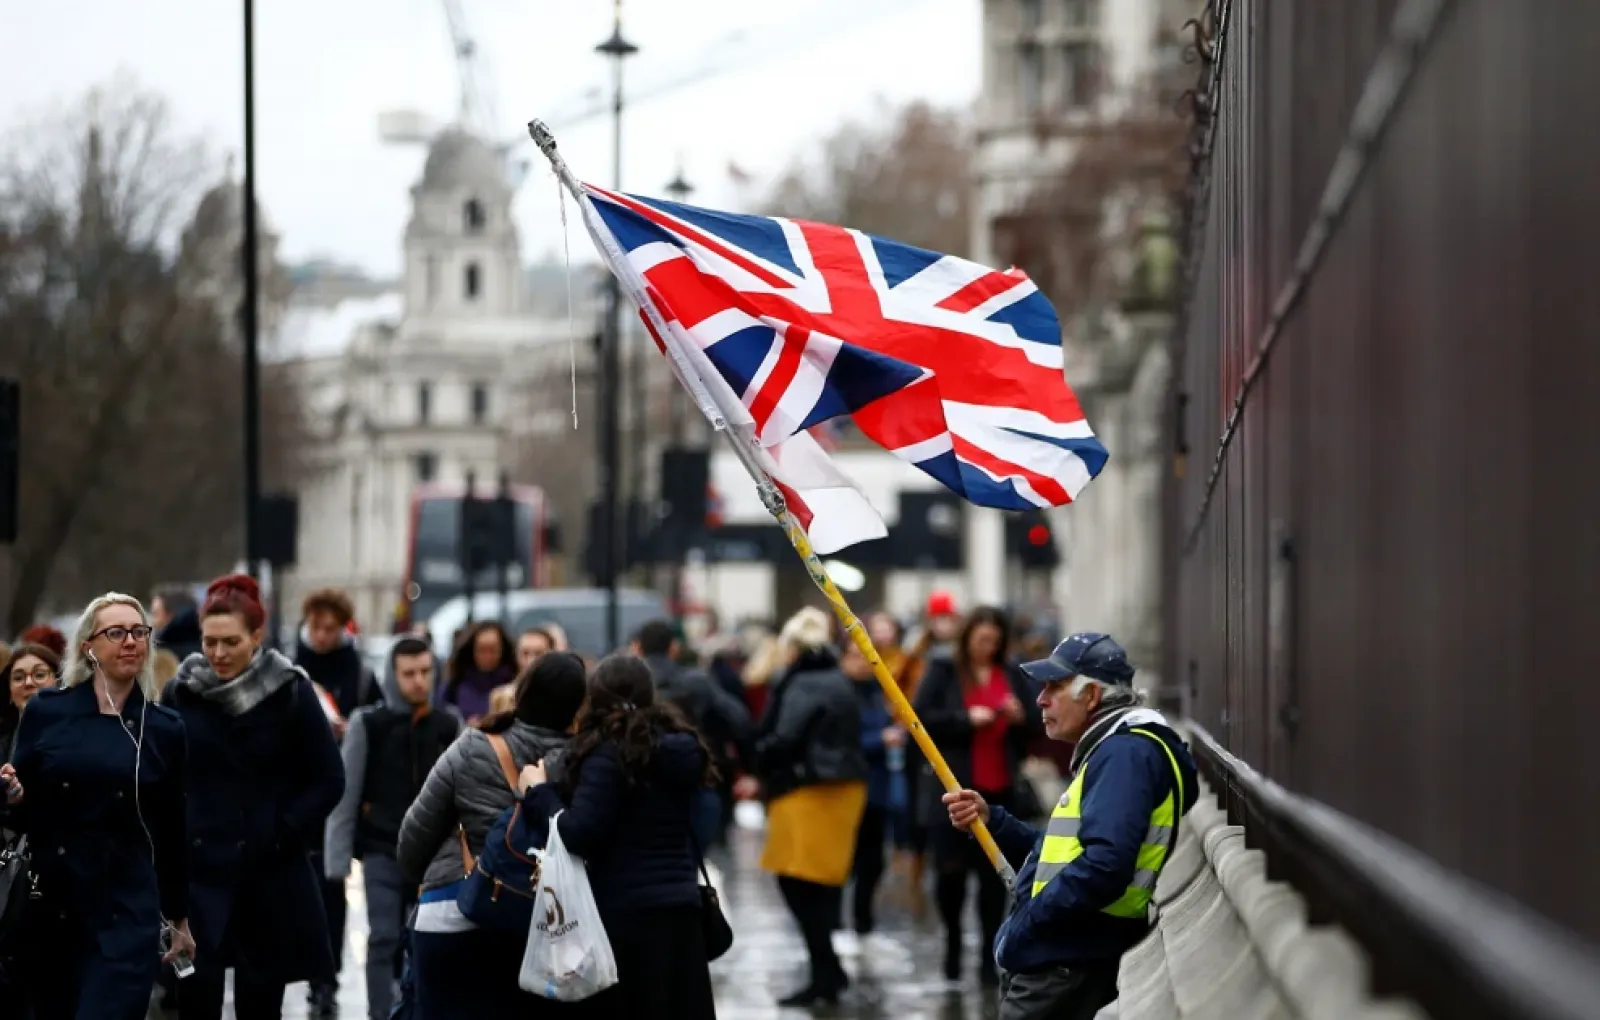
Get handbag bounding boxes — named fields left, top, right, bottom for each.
left=456, top=734, right=545, bottom=933
left=0, top=833, right=33, bottom=959
left=688, top=828, right=733, bottom=961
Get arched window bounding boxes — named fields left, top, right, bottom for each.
left=464, top=198, right=485, bottom=232
left=464, top=262, right=481, bottom=300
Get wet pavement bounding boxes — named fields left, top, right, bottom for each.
left=201, top=810, right=1001, bottom=1019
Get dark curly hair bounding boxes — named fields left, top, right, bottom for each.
left=561, top=654, right=718, bottom=794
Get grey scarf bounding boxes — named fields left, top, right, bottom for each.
left=175, top=647, right=303, bottom=717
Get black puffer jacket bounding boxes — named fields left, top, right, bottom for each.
left=754, top=649, right=867, bottom=802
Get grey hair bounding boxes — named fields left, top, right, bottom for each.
left=61, top=592, right=161, bottom=702
left=1068, top=675, right=1148, bottom=711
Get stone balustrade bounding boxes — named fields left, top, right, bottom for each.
left=1099, top=780, right=1430, bottom=1020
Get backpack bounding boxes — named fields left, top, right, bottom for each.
left=457, top=733, right=551, bottom=933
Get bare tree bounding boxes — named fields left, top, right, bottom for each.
left=762, top=99, right=973, bottom=256
left=0, top=77, right=309, bottom=630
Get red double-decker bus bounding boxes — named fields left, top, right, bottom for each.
left=393, top=481, right=550, bottom=633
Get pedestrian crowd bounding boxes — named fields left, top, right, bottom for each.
left=0, top=579, right=1197, bottom=1020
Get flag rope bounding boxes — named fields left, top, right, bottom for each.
left=526, top=117, right=1016, bottom=885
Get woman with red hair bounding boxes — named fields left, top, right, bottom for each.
left=161, top=574, right=345, bottom=1020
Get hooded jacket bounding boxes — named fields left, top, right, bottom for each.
left=987, top=708, right=1198, bottom=973
left=323, top=659, right=460, bottom=877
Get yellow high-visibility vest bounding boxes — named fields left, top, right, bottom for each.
left=1030, top=727, right=1186, bottom=918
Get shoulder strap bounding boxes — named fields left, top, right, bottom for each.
left=485, top=732, right=520, bottom=791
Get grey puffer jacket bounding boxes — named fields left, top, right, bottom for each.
left=396, top=721, right=570, bottom=892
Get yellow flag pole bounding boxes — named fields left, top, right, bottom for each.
left=720, top=434, right=1018, bottom=887
left=521, top=116, right=1015, bottom=885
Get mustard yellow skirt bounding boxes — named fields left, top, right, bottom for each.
left=760, top=781, right=869, bottom=887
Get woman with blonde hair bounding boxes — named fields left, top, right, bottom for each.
left=0, top=592, right=194, bottom=1019
left=742, top=606, right=868, bottom=1007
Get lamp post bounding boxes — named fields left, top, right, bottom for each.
left=241, top=0, right=262, bottom=580
left=659, top=165, right=695, bottom=618
left=595, top=2, right=637, bottom=652
left=663, top=164, right=693, bottom=445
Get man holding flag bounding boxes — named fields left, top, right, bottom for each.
left=945, top=634, right=1197, bottom=1019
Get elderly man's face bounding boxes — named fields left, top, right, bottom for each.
left=1038, top=678, right=1101, bottom=742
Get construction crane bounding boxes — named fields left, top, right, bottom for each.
left=378, top=0, right=529, bottom=189
left=442, top=0, right=500, bottom=138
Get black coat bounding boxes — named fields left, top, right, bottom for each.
left=524, top=731, right=707, bottom=926
left=911, top=657, right=1041, bottom=824
left=162, top=655, right=344, bottom=984
left=8, top=682, right=188, bottom=1019
left=754, top=651, right=868, bottom=802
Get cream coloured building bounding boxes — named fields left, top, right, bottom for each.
left=272, top=129, right=592, bottom=629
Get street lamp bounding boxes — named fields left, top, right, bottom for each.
left=664, top=164, right=693, bottom=204
left=594, top=1, right=637, bottom=652
left=241, top=0, right=262, bottom=579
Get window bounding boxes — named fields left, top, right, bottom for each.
left=1061, top=42, right=1100, bottom=108
left=1019, top=43, right=1043, bottom=117
left=1018, top=0, right=1043, bottom=32
left=464, top=262, right=481, bottom=300
left=1062, top=0, right=1093, bottom=28
left=464, top=198, right=485, bottom=232
left=413, top=452, right=438, bottom=484
left=470, top=382, right=489, bottom=425
left=417, top=381, right=432, bottom=424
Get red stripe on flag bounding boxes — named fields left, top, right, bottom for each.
left=851, top=376, right=946, bottom=451
left=935, top=270, right=1027, bottom=314
left=639, top=288, right=669, bottom=354
left=746, top=324, right=810, bottom=434
left=952, top=435, right=1071, bottom=505
left=641, top=256, right=733, bottom=331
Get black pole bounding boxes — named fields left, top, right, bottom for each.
left=496, top=470, right=511, bottom=624
left=241, top=0, right=262, bottom=579
left=462, top=470, right=477, bottom=627
left=596, top=5, right=636, bottom=653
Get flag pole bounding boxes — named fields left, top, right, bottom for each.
left=719, top=433, right=1018, bottom=886
left=525, top=118, right=1016, bottom=886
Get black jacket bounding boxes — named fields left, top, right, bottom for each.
left=163, top=651, right=345, bottom=983
left=6, top=682, right=189, bottom=1019
left=356, top=707, right=459, bottom=859
left=644, top=654, right=753, bottom=762
left=157, top=607, right=203, bottom=663
left=293, top=633, right=379, bottom=723
left=524, top=730, right=707, bottom=926
left=754, top=650, right=868, bottom=802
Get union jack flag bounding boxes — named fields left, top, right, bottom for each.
left=576, top=183, right=1108, bottom=554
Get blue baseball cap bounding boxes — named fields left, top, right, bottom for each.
left=1020, top=632, right=1135, bottom=686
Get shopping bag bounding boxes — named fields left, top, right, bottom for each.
left=518, top=812, right=618, bottom=1001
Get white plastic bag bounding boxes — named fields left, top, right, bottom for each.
left=518, top=812, right=618, bottom=1001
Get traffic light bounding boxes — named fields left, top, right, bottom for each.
left=1006, top=509, right=1060, bottom=571
left=461, top=474, right=516, bottom=578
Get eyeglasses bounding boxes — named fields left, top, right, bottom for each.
left=9, top=667, right=53, bottom=686
left=90, top=625, right=154, bottom=644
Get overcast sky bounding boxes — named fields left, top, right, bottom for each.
left=1, top=0, right=980, bottom=277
